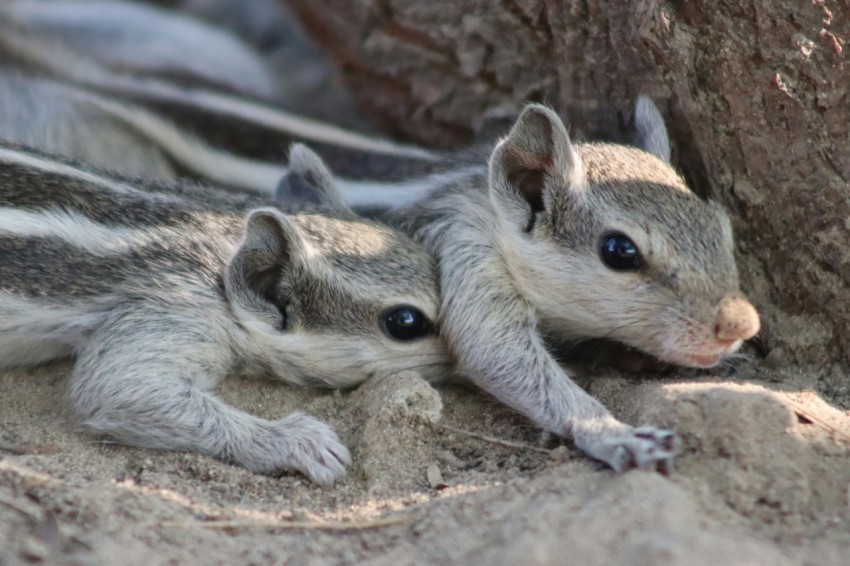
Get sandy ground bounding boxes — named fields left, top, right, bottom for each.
left=1, top=356, right=849, bottom=565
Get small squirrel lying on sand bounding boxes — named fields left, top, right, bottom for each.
left=351, top=97, right=761, bottom=472
left=0, top=143, right=451, bottom=484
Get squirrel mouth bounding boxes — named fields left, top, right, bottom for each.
left=658, top=340, right=742, bottom=369
left=680, top=353, right=722, bottom=368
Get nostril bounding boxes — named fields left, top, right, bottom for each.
left=714, top=323, right=734, bottom=349
left=714, top=321, right=735, bottom=341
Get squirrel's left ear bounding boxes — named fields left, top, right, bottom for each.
left=275, top=144, right=352, bottom=214
left=634, top=95, right=671, bottom=163
left=488, top=104, right=585, bottom=231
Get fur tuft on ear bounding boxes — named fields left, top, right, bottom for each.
left=275, top=144, right=351, bottom=213
left=489, top=104, right=584, bottom=231
left=225, top=208, right=309, bottom=331
left=634, top=95, right=671, bottom=163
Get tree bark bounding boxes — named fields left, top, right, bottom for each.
left=288, top=0, right=850, bottom=363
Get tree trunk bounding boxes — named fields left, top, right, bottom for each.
left=287, top=0, right=850, bottom=364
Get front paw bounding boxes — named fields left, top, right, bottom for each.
left=239, top=412, right=352, bottom=485
left=572, top=418, right=677, bottom=474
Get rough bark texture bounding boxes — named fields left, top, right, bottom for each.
left=288, top=0, right=850, bottom=364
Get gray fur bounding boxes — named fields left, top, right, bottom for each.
left=377, top=103, right=759, bottom=472
left=0, top=71, right=179, bottom=180
left=1, top=0, right=281, bottom=100
left=275, top=144, right=352, bottom=213
left=0, top=2, right=759, bottom=473
left=0, top=2, right=442, bottom=192
left=0, top=144, right=450, bottom=484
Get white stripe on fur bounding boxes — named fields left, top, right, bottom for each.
left=79, top=93, right=285, bottom=193
left=0, top=146, right=179, bottom=202
left=99, top=79, right=438, bottom=160
left=0, top=207, right=153, bottom=253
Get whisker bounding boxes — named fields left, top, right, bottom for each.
left=294, top=351, right=448, bottom=372
left=382, top=361, right=450, bottom=377
left=597, top=317, right=651, bottom=341
left=717, top=352, right=752, bottom=371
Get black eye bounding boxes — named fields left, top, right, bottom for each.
left=382, top=306, right=432, bottom=341
left=599, top=232, right=643, bottom=271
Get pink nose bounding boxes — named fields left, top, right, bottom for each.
left=714, top=295, right=760, bottom=344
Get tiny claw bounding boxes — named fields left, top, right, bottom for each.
left=655, top=456, right=674, bottom=477
left=576, top=423, right=679, bottom=474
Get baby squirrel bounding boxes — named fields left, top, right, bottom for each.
left=0, top=142, right=450, bottom=484
left=354, top=97, right=761, bottom=471
left=0, top=0, right=440, bottom=193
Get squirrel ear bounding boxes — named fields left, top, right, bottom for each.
left=489, top=104, right=584, bottom=230
left=634, top=95, right=671, bottom=162
left=225, top=208, right=310, bottom=330
left=276, top=144, right=351, bottom=214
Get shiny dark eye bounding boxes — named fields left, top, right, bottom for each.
left=599, top=232, right=643, bottom=271
left=382, top=306, right=432, bottom=341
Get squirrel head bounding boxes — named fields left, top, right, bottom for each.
left=227, top=146, right=451, bottom=384
left=488, top=99, right=759, bottom=368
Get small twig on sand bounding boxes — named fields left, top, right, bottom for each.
left=784, top=399, right=850, bottom=442
left=430, top=422, right=551, bottom=454
left=165, top=515, right=410, bottom=531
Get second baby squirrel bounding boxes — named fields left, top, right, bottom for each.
left=364, top=97, right=761, bottom=471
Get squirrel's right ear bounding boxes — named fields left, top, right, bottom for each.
left=489, top=104, right=585, bottom=230
left=275, top=144, right=351, bottom=214
left=225, top=208, right=311, bottom=331
left=634, top=95, right=671, bottom=162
